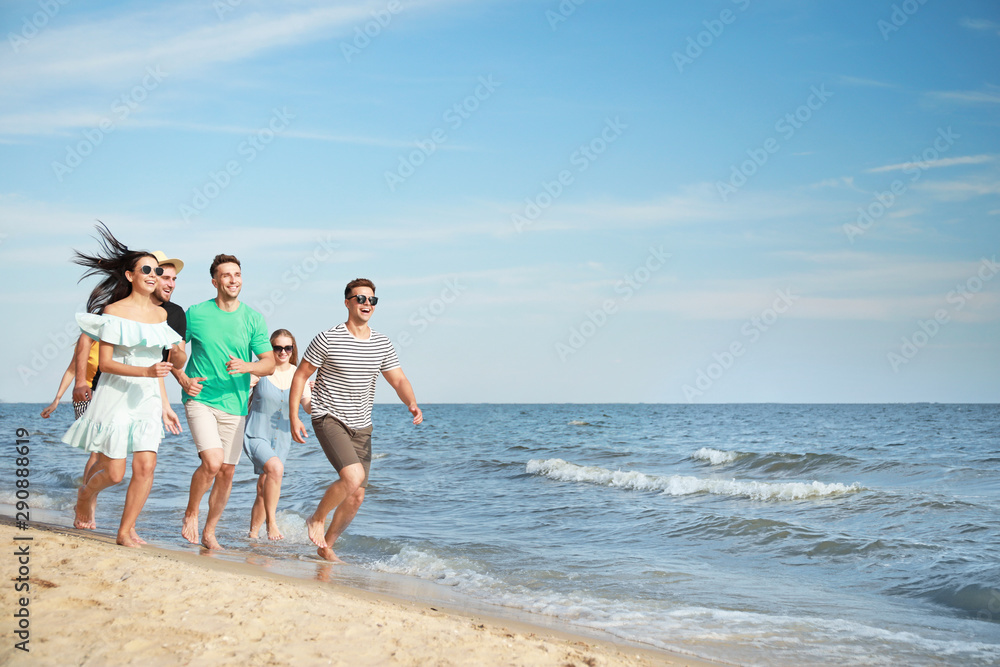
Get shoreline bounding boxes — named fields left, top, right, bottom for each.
left=1, top=519, right=728, bottom=666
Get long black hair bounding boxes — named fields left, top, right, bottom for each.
left=73, top=222, right=155, bottom=314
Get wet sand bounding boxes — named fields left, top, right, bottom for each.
left=0, top=520, right=726, bottom=666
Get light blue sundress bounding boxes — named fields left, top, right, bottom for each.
left=242, top=375, right=293, bottom=475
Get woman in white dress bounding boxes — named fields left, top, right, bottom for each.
left=62, top=224, right=182, bottom=547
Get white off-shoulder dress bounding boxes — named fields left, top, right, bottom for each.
left=61, top=313, right=182, bottom=458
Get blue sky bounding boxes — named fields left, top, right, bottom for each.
left=1, top=0, right=998, bottom=404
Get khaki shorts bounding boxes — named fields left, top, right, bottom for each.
left=185, top=400, right=246, bottom=466
left=312, top=414, right=373, bottom=488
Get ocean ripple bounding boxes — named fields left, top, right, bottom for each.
left=526, top=458, right=864, bottom=501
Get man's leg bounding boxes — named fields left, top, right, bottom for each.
left=183, top=448, right=224, bottom=545
left=308, top=416, right=371, bottom=559
left=198, top=408, right=246, bottom=550
left=181, top=401, right=227, bottom=545
left=307, top=462, right=365, bottom=554
left=117, top=451, right=156, bottom=547
left=202, top=463, right=235, bottom=550
left=322, top=487, right=365, bottom=554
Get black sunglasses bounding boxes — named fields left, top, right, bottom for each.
left=139, top=265, right=164, bottom=276
left=349, top=294, right=379, bottom=306
left=272, top=345, right=294, bottom=354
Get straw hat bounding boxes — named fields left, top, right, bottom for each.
left=151, top=250, right=184, bottom=274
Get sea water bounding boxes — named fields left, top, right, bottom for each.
left=3, top=403, right=999, bottom=666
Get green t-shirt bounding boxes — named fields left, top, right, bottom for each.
left=182, top=299, right=270, bottom=416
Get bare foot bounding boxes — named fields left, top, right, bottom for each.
left=201, top=532, right=223, bottom=550
left=248, top=523, right=262, bottom=539
left=306, top=516, right=328, bottom=548
left=266, top=523, right=284, bottom=541
left=316, top=546, right=344, bottom=563
left=74, top=487, right=97, bottom=529
left=129, top=528, right=147, bottom=545
left=116, top=532, right=141, bottom=548
left=181, top=512, right=200, bottom=544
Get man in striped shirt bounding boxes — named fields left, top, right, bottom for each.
left=290, top=277, right=422, bottom=561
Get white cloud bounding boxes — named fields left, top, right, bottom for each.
left=0, top=110, right=113, bottom=137
left=927, top=85, right=1000, bottom=105
left=599, top=251, right=1000, bottom=323
left=502, top=184, right=831, bottom=233
left=866, top=154, right=994, bottom=174
left=959, top=18, right=1000, bottom=32
left=836, top=75, right=898, bottom=89
left=912, top=179, right=1000, bottom=201
left=807, top=176, right=857, bottom=190
left=0, top=0, right=465, bottom=137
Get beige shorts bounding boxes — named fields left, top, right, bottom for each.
left=312, top=414, right=373, bottom=488
left=184, top=400, right=246, bottom=466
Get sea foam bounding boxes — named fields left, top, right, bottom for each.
left=0, top=490, right=68, bottom=511
left=691, top=447, right=743, bottom=465
left=526, top=458, right=864, bottom=501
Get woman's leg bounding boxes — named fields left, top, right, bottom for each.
left=117, top=451, right=157, bottom=547
left=261, top=457, right=285, bottom=540
left=82, top=452, right=99, bottom=483
left=248, top=473, right=266, bottom=538
left=75, top=453, right=126, bottom=529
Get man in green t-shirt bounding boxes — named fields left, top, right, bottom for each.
left=175, top=253, right=274, bottom=550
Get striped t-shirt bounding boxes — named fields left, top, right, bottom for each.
left=302, top=323, right=400, bottom=428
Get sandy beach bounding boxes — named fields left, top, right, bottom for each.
left=1, top=520, right=723, bottom=667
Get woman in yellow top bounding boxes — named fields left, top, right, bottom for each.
left=40, top=337, right=99, bottom=419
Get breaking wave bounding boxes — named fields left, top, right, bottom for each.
left=526, top=458, right=864, bottom=501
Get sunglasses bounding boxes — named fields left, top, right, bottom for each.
left=138, top=265, right=164, bottom=276
left=349, top=294, right=379, bottom=306
left=272, top=345, right=294, bottom=354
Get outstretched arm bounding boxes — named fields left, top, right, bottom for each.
left=72, top=333, right=94, bottom=402
left=41, top=357, right=76, bottom=418
left=290, top=360, right=317, bottom=443
left=382, top=367, right=422, bottom=425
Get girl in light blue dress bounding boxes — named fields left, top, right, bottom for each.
left=62, top=224, right=182, bottom=547
left=244, top=329, right=311, bottom=540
